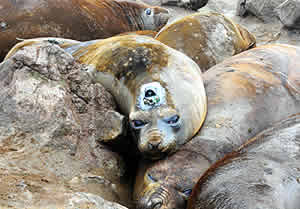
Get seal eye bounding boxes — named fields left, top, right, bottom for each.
left=145, top=8, right=152, bottom=16
left=164, top=115, right=180, bottom=127
left=181, top=188, right=192, bottom=200
left=147, top=173, right=157, bottom=182
left=131, top=120, right=146, bottom=129
left=182, top=189, right=192, bottom=196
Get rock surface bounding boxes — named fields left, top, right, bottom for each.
left=0, top=42, right=131, bottom=208
left=199, top=0, right=300, bottom=46
left=276, top=0, right=300, bottom=29
left=236, top=0, right=286, bottom=21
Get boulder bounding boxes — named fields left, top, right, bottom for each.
left=160, top=0, right=208, bottom=10
left=276, top=0, right=300, bottom=29
left=236, top=0, right=286, bottom=22
left=0, top=42, right=131, bottom=208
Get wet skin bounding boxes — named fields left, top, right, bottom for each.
left=134, top=44, right=300, bottom=209
left=188, top=113, right=300, bottom=209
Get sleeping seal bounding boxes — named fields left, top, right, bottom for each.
left=188, top=113, right=300, bottom=209
left=155, top=11, right=256, bottom=72
left=6, top=35, right=207, bottom=160
left=133, top=44, right=300, bottom=209
left=0, top=0, right=169, bottom=61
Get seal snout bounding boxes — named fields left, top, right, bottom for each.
left=147, top=130, right=164, bottom=151
left=137, top=195, right=164, bottom=209
left=147, top=198, right=163, bottom=209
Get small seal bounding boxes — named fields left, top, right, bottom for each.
left=133, top=44, right=300, bottom=209
left=0, top=0, right=169, bottom=61
left=6, top=35, right=207, bottom=160
left=155, top=11, right=256, bottom=71
left=188, top=113, right=300, bottom=209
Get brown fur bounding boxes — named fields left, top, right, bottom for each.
left=0, top=0, right=169, bottom=61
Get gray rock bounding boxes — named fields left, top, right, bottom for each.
left=276, top=0, right=300, bottom=29
left=160, top=0, right=208, bottom=10
left=236, top=0, right=286, bottom=21
left=0, top=42, right=130, bottom=208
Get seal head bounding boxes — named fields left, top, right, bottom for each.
left=70, top=35, right=207, bottom=159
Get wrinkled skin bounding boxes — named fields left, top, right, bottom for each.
left=156, top=11, right=256, bottom=72
left=134, top=44, right=300, bottom=209
left=188, top=113, right=300, bottom=209
left=0, top=0, right=169, bottom=61
left=6, top=35, right=207, bottom=160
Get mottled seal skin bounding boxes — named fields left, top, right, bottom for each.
left=133, top=44, right=300, bottom=209
left=155, top=11, right=256, bottom=72
left=188, top=113, right=300, bottom=209
left=0, top=0, right=169, bottom=61
left=6, top=35, right=207, bottom=160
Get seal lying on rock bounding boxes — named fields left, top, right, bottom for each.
left=133, top=44, right=300, bottom=209
left=6, top=35, right=207, bottom=160
left=188, top=113, right=300, bottom=209
left=0, top=0, right=169, bottom=61
left=155, top=11, right=256, bottom=72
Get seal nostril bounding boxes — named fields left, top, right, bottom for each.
left=153, top=202, right=162, bottom=209
left=148, top=198, right=163, bottom=209
left=148, top=140, right=161, bottom=150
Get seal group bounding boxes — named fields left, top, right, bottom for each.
left=134, top=44, right=300, bottom=209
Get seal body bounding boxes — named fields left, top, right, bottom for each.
left=70, top=35, right=207, bottom=160
left=7, top=35, right=207, bottom=160
left=155, top=11, right=256, bottom=72
left=188, top=113, right=300, bottom=209
left=133, top=44, right=300, bottom=209
left=0, top=0, right=169, bottom=61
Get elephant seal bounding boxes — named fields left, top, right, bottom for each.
left=133, top=44, right=300, bottom=209
left=0, top=0, right=169, bottom=61
left=6, top=35, right=207, bottom=160
left=188, top=113, right=300, bottom=209
left=155, top=11, right=256, bottom=72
